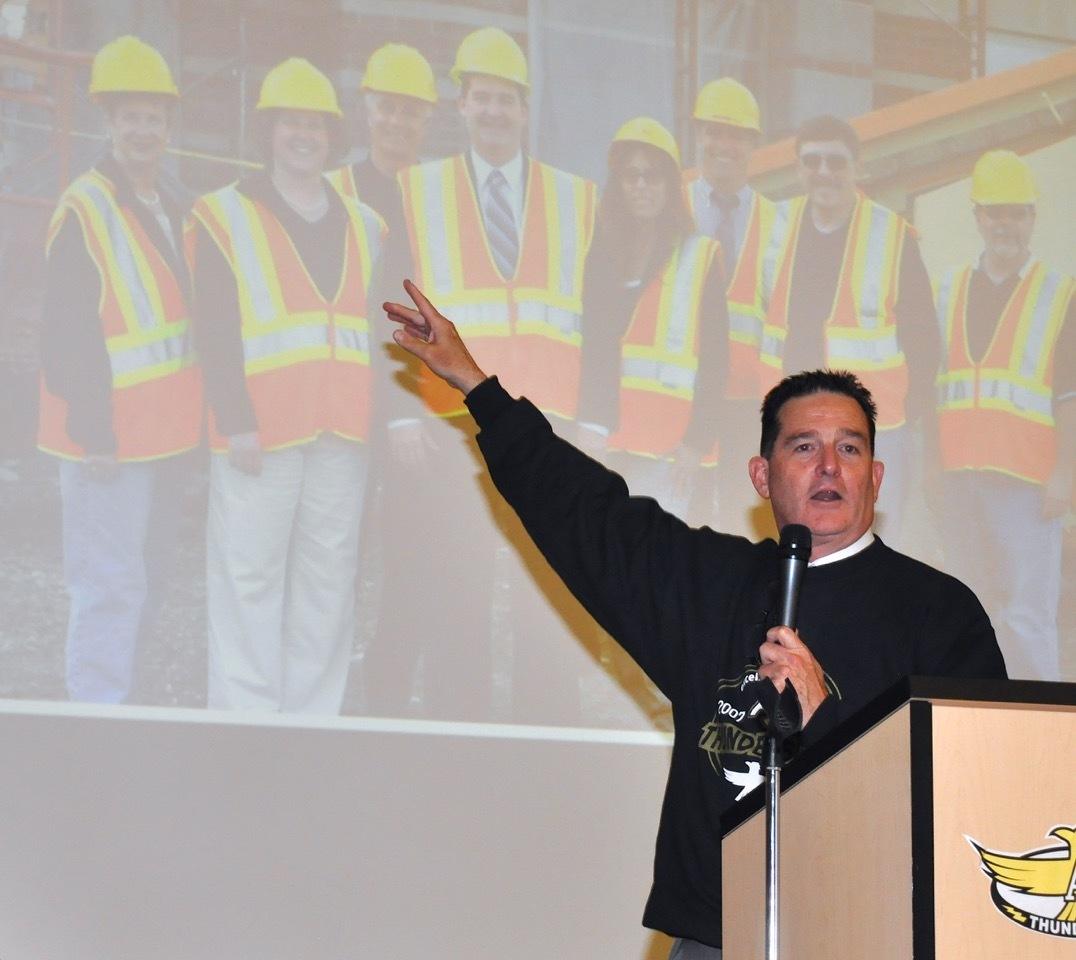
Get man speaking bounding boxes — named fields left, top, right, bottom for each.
left=383, top=280, right=1007, bottom=958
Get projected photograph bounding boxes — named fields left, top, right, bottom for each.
left=1, top=0, right=1073, bottom=730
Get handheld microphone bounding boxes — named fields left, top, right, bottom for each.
left=777, top=523, right=812, bottom=629
left=759, top=524, right=813, bottom=741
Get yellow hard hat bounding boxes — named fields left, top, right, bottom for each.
left=450, top=27, right=528, bottom=89
left=693, top=77, right=760, bottom=133
left=970, top=150, right=1037, bottom=205
left=256, top=57, right=342, bottom=117
left=89, top=35, right=179, bottom=100
left=362, top=43, right=437, bottom=105
left=611, top=116, right=680, bottom=168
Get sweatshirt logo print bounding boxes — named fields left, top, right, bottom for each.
left=698, top=665, right=768, bottom=801
left=968, top=826, right=1076, bottom=938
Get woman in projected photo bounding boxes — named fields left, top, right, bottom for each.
left=189, top=58, right=385, bottom=714
left=576, top=117, right=729, bottom=523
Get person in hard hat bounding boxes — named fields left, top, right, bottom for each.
left=371, top=26, right=597, bottom=723
left=684, top=77, right=782, bottom=536
left=573, top=117, right=729, bottom=726
left=188, top=58, right=386, bottom=714
left=327, top=43, right=436, bottom=223
left=37, top=35, right=201, bottom=703
left=933, top=150, right=1075, bottom=681
left=577, top=117, right=728, bottom=520
left=758, top=114, right=939, bottom=546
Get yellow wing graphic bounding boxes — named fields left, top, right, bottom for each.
left=970, top=827, right=1076, bottom=922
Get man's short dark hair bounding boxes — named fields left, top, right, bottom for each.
left=794, top=114, right=860, bottom=161
left=759, top=369, right=877, bottom=457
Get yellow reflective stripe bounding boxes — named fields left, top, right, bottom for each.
left=728, top=306, right=763, bottom=346
left=80, top=175, right=170, bottom=333
left=543, top=164, right=563, bottom=299
left=206, top=188, right=284, bottom=326
left=516, top=301, right=580, bottom=344
left=109, top=331, right=195, bottom=387
left=1014, top=265, right=1067, bottom=382
left=851, top=200, right=899, bottom=328
left=440, top=301, right=511, bottom=335
left=443, top=160, right=466, bottom=290
left=979, top=372, right=1054, bottom=422
left=759, top=195, right=789, bottom=305
left=826, top=327, right=903, bottom=368
left=936, top=370, right=975, bottom=409
left=621, top=357, right=697, bottom=398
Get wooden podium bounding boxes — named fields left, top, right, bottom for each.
left=721, top=677, right=1076, bottom=959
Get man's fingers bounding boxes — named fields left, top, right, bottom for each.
left=392, top=326, right=433, bottom=357
left=403, top=278, right=440, bottom=323
left=766, top=625, right=803, bottom=649
left=757, top=663, right=787, bottom=691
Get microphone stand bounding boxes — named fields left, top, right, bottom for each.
left=760, top=679, right=801, bottom=960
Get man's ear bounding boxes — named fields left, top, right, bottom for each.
left=748, top=455, right=770, bottom=499
left=872, top=459, right=884, bottom=501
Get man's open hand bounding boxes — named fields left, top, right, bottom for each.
left=758, top=625, right=829, bottom=726
left=384, top=280, right=487, bottom=395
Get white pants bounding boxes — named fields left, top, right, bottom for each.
left=207, top=435, right=369, bottom=713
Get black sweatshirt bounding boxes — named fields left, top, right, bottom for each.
left=465, top=376, right=1006, bottom=948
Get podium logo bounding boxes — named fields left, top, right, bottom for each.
left=967, top=826, right=1076, bottom=939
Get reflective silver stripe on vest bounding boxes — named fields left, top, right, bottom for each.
left=728, top=306, right=763, bottom=345
left=516, top=300, right=580, bottom=337
left=551, top=168, right=582, bottom=298
left=243, top=323, right=329, bottom=364
left=856, top=201, right=894, bottom=328
left=336, top=326, right=370, bottom=355
left=665, top=238, right=706, bottom=355
left=825, top=329, right=901, bottom=365
left=758, top=196, right=787, bottom=301
left=938, top=376, right=974, bottom=406
left=621, top=356, right=697, bottom=391
left=81, top=180, right=160, bottom=334
left=446, top=301, right=512, bottom=333
left=215, top=187, right=278, bottom=325
left=1018, top=266, right=1062, bottom=381
left=108, top=331, right=192, bottom=378
left=979, top=376, right=1053, bottom=418
left=418, top=161, right=455, bottom=292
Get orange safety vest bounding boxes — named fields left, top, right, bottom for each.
left=189, top=184, right=384, bottom=452
left=398, top=154, right=596, bottom=418
left=37, top=169, right=202, bottom=462
left=935, top=261, right=1072, bottom=485
left=763, top=194, right=911, bottom=429
left=683, top=172, right=783, bottom=400
left=608, top=235, right=721, bottom=459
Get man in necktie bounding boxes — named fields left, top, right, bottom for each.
left=683, top=77, right=782, bottom=538
left=389, top=27, right=599, bottom=724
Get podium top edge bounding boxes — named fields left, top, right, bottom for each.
left=721, top=675, right=1075, bottom=835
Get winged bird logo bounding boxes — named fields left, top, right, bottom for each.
left=722, top=760, right=763, bottom=801
left=967, top=825, right=1076, bottom=938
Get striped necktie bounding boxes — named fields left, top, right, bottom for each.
left=484, top=168, right=519, bottom=279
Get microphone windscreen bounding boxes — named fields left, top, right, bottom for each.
left=778, top=523, right=812, bottom=561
